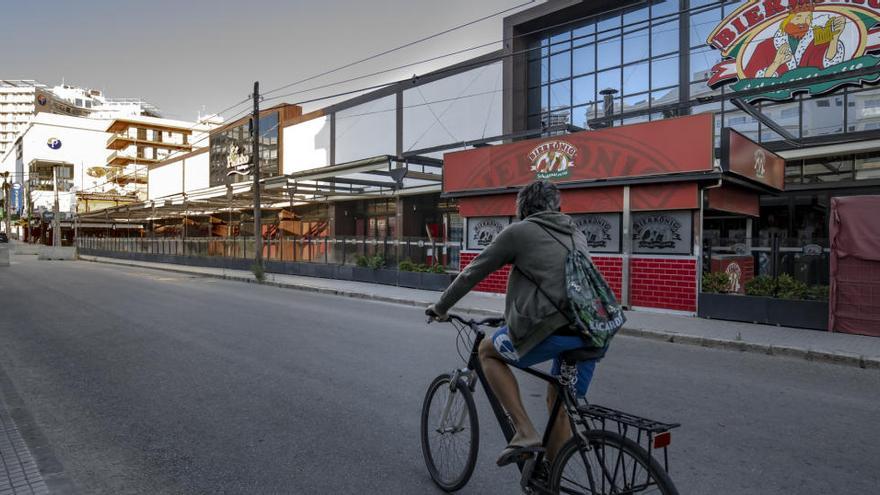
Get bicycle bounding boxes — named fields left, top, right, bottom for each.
left=421, top=313, right=680, bottom=494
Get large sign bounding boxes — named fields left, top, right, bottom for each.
left=571, top=213, right=621, bottom=253
left=708, top=1, right=880, bottom=101
left=720, top=128, right=785, bottom=190
left=632, top=211, right=693, bottom=255
left=443, top=114, right=714, bottom=193
left=209, top=112, right=279, bottom=187
left=466, top=216, right=510, bottom=251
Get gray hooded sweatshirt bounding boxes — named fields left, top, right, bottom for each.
left=436, top=210, right=591, bottom=355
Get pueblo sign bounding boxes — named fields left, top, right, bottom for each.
left=443, top=114, right=714, bottom=193
left=707, top=0, right=880, bottom=101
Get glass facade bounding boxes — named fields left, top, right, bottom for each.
left=528, top=0, right=681, bottom=130
left=526, top=0, right=880, bottom=145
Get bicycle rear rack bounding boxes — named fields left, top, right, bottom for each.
left=576, top=403, right=681, bottom=473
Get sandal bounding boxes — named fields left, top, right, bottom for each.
left=497, top=443, right=544, bottom=467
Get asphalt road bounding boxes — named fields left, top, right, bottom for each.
left=0, top=257, right=878, bottom=494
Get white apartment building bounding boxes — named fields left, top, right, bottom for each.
left=0, top=80, right=41, bottom=157
left=0, top=80, right=162, bottom=158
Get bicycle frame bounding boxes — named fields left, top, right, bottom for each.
left=448, top=320, right=584, bottom=481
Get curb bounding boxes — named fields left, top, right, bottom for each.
left=79, top=256, right=880, bottom=371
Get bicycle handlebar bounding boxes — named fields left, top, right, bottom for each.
left=444, top=313, right=505, bottom=328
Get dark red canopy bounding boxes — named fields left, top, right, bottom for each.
left=829, top=196, right=880, bottom=336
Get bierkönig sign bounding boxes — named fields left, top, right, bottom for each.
left=707, top=0, right=880, bottom=100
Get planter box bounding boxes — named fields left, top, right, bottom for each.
left=698, top=293, right=828, bottom=331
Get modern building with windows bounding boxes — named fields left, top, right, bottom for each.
left=79, top=0, right=880, bottom=327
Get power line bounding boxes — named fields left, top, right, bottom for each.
left=261, top=0, right=537, bottom=98
left=263, top=0, right=723, bottom=107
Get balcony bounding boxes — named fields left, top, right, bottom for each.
left=106, top=151, right=162, bottom=167
left=106, top=133, right=192, bottom=151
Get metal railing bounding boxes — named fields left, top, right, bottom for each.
left=76, top=236, right=464, bottom=271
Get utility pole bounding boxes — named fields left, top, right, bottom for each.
left=53, top=165, right=61, bottom=247
left=252, top=81, right=262, bottom=267
left=1, top=171, right=9, bottom=237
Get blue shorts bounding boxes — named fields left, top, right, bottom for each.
left=491, top=327, right=598, bottom=397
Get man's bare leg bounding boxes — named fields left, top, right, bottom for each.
left=478, top=339, right=540, bottom=449
left=545, top=383, right=572, bottom=462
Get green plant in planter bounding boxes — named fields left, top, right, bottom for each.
left=775, top=273, right=808, bottom=300
left=701, top=271, right=731, bottom=293
left=398, top=259, right=416, bottom=272
left=745, top=275, right=776, bottom=297
left=429, top=263, right=446, bottom=274
left=807, top=285, right=829, bottom=301
left=355, top=255, right=369, bottom=267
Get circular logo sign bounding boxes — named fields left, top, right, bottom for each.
left=47, top=138, right=62, bottom=150
left=37, top=94, right=48, bottom=106
left=527, top=140, right=577, bottom=180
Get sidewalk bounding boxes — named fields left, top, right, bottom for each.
left=78, top=254, right=880, bottom=370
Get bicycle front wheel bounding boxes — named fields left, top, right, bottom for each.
left=420, top=373, right=479, bottom=492
left=550, top=430, right=678, bottom=495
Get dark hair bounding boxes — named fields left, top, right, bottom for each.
left=516, top=180, right=561, bottom=220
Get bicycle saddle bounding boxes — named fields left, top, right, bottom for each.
left=560, top=347, right=605, bottom=363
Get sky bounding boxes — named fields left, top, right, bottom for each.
left=2, top=0, right=542, bottom=122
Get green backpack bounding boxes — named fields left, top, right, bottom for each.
left=517, top=222, right=626, bottom=349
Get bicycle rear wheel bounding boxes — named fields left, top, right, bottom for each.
left=550, top=430, right=678, bottom=495
left=420, top=373, right=479, bottom=492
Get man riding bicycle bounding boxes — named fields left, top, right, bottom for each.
left=426, top=180, right=603, bottom=468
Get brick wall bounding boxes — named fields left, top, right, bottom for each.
left=591, top=255, right=623, bottom=301
left=459, top=252, right=510, bottom=294
left=460, top=252, right=624, bottom=298
left=630, top=257, right=698, bottom=312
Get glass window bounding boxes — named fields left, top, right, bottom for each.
left=803, top=95, right=844, bottom=137
left=689, top=6, right=722, bottom=49
left=785, top=161, right=802, bottom=184
left=597, top=68, right=620, bottom=94
left=690, top=46, right=719, bottom=83
left=760, top=101, right=800, bottom=141
left=847, top=88, right=880, bottom=132
left=527, top=86, right=547, bottom=115
left=549, top=80, right=571, bottom=110
left=623, top=94, right=650, bottom=116
left=652, top=86, right=680, bottom=108
left=651, top=19, right=679, bottom=56
left=573, top=20, right=595, bottom=40
left=856, top=153, right=880, bottom=180
left=725, top=110, right=759, bottom=141
left=550, top=29, right=571, bottom=45
left=598, top=13, right=621, bottom=32
left=571, top=104, right=596, bottom=129
left=550, top=51, right=571, bottom=82
left=651, top=56, right=678, bottom=89
left=597, top=38, right=621, bottom=70
left=651, top=0, right=679, bottom=17
left=623, top=62, right=650, bottom=95
left=624, top=30, right=650, bottom=64
left=573, top=75, right=595, bottom=106
left=572, top=44, right=595, bottom=76
left=549, top=109, right=571, bottom=127
left=528, top=58, right=544, bottom=88
left=527, top=114, right=542, bottom=131
left=803, top=157, right=853, bottom=183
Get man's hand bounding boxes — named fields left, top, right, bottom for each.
left=774, top=43, right=793, bottom=66
left=425, top=304, right=449, bottom=322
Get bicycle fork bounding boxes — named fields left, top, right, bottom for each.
left=436, top=368, right=475, bottom=434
